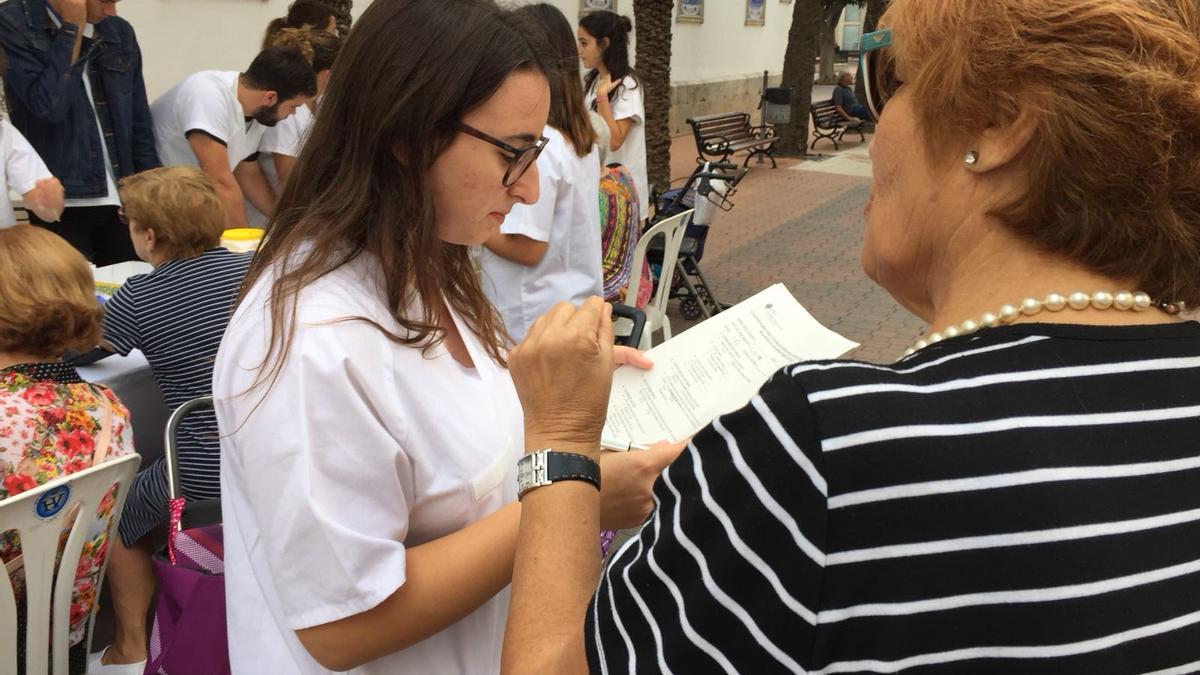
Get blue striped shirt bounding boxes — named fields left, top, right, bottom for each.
left=102, top=247, right=252, bottom=496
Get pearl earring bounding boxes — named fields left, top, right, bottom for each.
left=963, top=150, right=979, bottom=167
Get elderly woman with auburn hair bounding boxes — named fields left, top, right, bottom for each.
left=501, top=0, right=1200, bottom=672
left=0, top=226, right=135, bottom=673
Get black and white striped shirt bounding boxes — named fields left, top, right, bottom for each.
left=102, top=248, right=252, bottom=497
left=589, top=322, right=1200, bottom=674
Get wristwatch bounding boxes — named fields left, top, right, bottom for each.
left=517, top=450, right=601, bottom=499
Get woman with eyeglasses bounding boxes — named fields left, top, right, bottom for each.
left=478, top=4, right=603, bottom=343
left=501, top=0, right=1200, bottom=672
left=212, top=0, right=676, bottom=672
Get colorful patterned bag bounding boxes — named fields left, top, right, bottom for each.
left=600, top=163, right=652, bottom=308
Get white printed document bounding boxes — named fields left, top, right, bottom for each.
left=602, top=284, right=858, bottom=450
left=93, top=261, right=153, bottom=285
left=93, top=261, right=153, bottom=296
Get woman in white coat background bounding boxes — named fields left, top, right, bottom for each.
left=481, top=3, right=604, bottom=343
left=212, top=0, right=675, bottom=672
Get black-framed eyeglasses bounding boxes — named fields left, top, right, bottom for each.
left=859, top=28, right=896, bottom=121
left=454, top=122, right=549, bottom=188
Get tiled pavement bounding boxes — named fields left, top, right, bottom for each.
left=661, top=129, right=926, bottom=365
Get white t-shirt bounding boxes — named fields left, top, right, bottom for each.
left=247, top=104, right=314, bottom=227
left=45, top=11, right=119, bottom=207
left=151, top=71, right=267, bottom=172
left=214, top=250, right=523, bottom=675
left=480, top=127, right=603, bottom=342
left=1, top=120, right=53, bottom=228
left=586, top=74, right=648, bottom=218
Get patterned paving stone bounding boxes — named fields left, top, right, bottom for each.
left=661, top=133, right=926, bottom=364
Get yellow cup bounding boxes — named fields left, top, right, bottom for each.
left=220, top=228, right=264, bottom=253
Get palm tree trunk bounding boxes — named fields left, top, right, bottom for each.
left=862, top=0, right=888, bottom=35
left=777, top=0, right=825, bottom=155
left=817, top=0, right=848, bottom=84
left=634, top=0, right=673, bottom=198
left=818, top=29, right=837, bottom=83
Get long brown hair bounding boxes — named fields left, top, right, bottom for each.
left=515, top=4, right=597, bottom=158
left=580, top=10, right=639, bottom=109
left=237, top=0, right=547, bottom=388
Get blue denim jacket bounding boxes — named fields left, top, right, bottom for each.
left=0, top=0, right=160, bottom=199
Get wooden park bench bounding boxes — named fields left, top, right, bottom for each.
left=687, top=112, right=778, bottom=168
left=810, top=99, right=866, bottom=151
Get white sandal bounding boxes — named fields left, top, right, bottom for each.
left=87, top=646, right=147, bottom=675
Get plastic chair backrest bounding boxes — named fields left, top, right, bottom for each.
left=625, top=209, right=694, bottom=349
left=0, top=454, right=139, bottom=675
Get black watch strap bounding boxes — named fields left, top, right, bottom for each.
left=517, top=450, right=601, bottom=499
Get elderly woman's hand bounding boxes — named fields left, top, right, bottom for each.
left=509, top=297, right=616, bottom=459
left=613, top=345, right=653, bottom=371
left=598, top=440, right=689, bottom=529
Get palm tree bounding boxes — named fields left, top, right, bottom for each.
left=633, top=0, right=674, bottom=198
left=817, top=0, right=850, bottom=84
left=777, top=0, right=825, bottom=155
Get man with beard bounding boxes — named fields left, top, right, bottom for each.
left=0, top=0, right=161, bottom=264
left=151, top=46, right=315, bottom=229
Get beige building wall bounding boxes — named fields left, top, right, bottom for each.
left=669, top=72, right=783, bottom=138
left=120, top=0, right=796, bottom=125
left=122, top=0, right=370, bottom=100
left=5, top=0, right=826, bottom=142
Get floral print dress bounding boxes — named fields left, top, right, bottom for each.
left=0, top=362, right=134, bottom=646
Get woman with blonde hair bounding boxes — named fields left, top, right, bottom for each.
left=504, top=0, right=1200, bottom=671
left=93, top=166, right=252, bottom=673
left=0, top=226, right=135, bottom=674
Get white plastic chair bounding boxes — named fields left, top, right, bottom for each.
left=624, top=209, right=695, bottom=350
left=0, top=454, right=139, bottom=675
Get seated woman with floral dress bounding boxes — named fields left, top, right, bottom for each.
left=0, top=225, right=135, bottom=674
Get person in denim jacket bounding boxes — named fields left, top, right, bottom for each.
left=0, top=0, right=160, bottom=265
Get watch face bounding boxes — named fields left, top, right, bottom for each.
left=517, top=457, right=534, bottom=490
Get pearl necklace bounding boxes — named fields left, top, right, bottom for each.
left=904, top=291, right=1176, bottom=357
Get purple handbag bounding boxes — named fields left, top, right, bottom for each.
left=144, top=500, right=229, bottom=675
left=144, top=397, right=230, bottom=675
